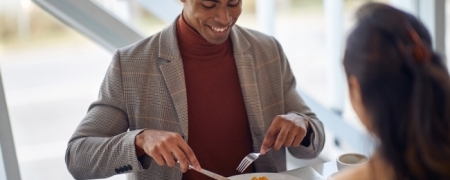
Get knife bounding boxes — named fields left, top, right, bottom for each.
left=188, top=164, right=230, bottom=180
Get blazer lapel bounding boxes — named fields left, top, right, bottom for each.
left=230, top=27, right=265, bottom=138
left=158, top=20, right=189, bottom=139
left=156, top=23, right=266, bottom=141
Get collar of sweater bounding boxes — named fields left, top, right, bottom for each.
left=176, top=16, right=232, bottom=58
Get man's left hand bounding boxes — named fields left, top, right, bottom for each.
left=260, top=113, right=309, bottom=154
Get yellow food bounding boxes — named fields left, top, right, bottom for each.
left=251, top=176, right=268, bottom=180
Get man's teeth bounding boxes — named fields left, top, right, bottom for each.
left=211, top=26, right=228, bottom=32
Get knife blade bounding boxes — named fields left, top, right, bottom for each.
left=188, top=165, right=230, bottom=180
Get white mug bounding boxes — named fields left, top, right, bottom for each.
left=336, top=153, right=368, bottom=171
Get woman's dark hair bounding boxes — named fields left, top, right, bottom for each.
left=344, top=2, right=450, bottom=180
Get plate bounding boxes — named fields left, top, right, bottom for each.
left=327, top=172, right=339, bottom=180
left=229, top=173, right=302, bottom=180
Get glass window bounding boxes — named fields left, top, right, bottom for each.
left=0, top=2, right=117, bottom=179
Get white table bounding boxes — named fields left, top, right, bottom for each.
left=281, top=161, right=338, bottom=180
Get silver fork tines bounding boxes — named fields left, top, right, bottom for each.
left=236, top=148, right=271, bottom=173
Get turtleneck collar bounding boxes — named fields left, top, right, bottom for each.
left=176, top=15, right=232, bottom=58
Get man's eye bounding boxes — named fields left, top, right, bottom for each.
left=228, top=0, right=240, bottom=7
left=202, top=2, right=216, bottom=9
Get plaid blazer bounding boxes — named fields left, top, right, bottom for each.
left=65, top=20, right=325, bottom=180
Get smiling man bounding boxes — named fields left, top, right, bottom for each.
left=65, top=0, right=325, bottom=180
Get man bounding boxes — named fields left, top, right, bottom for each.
left=65, top=0, right=325, bottom=179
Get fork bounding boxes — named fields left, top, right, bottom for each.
left=236, top=148, right=272, bottom=173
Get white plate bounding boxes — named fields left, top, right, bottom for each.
left=229, top=173, right=302, bottom=180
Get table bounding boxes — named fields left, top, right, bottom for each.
left=280, top=161, right=338, bottom=180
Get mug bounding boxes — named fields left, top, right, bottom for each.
left=336, top=153, right=368, bottom=171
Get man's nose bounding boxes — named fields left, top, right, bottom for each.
left=215, top=8, right=231, bottom=25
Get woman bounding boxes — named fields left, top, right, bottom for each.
left=334, top=2, right=450, bottom=180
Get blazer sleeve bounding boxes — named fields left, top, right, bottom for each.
left=273, top=38, right=326, bottom=159
left=65, top=50, right=150, bottom=179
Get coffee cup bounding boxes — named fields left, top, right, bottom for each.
left=336, top=153, right=368, bottom=171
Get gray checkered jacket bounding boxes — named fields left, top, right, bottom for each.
left=65, top=19, right=325, bottom=180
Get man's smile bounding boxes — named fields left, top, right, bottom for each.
left=210, top=26, right=229, bottom=32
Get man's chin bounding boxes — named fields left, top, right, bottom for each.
left=203, top=29, right=230, bottom=45
left=204, top=35, right=230, bottom=45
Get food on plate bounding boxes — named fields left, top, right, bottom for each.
left=251, top=176, right=268, bottom=180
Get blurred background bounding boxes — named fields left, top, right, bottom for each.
left=0, top=0, right=447, bottom=179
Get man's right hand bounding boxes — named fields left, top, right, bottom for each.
left=135, top=130, right=201, bottom=172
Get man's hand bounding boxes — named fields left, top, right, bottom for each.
left=260, top=113, right=309, bottom=154
left=135, top=130, right=201, bottom=172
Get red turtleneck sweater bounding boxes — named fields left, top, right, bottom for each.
left=176, top=17, right=255, bottom=180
